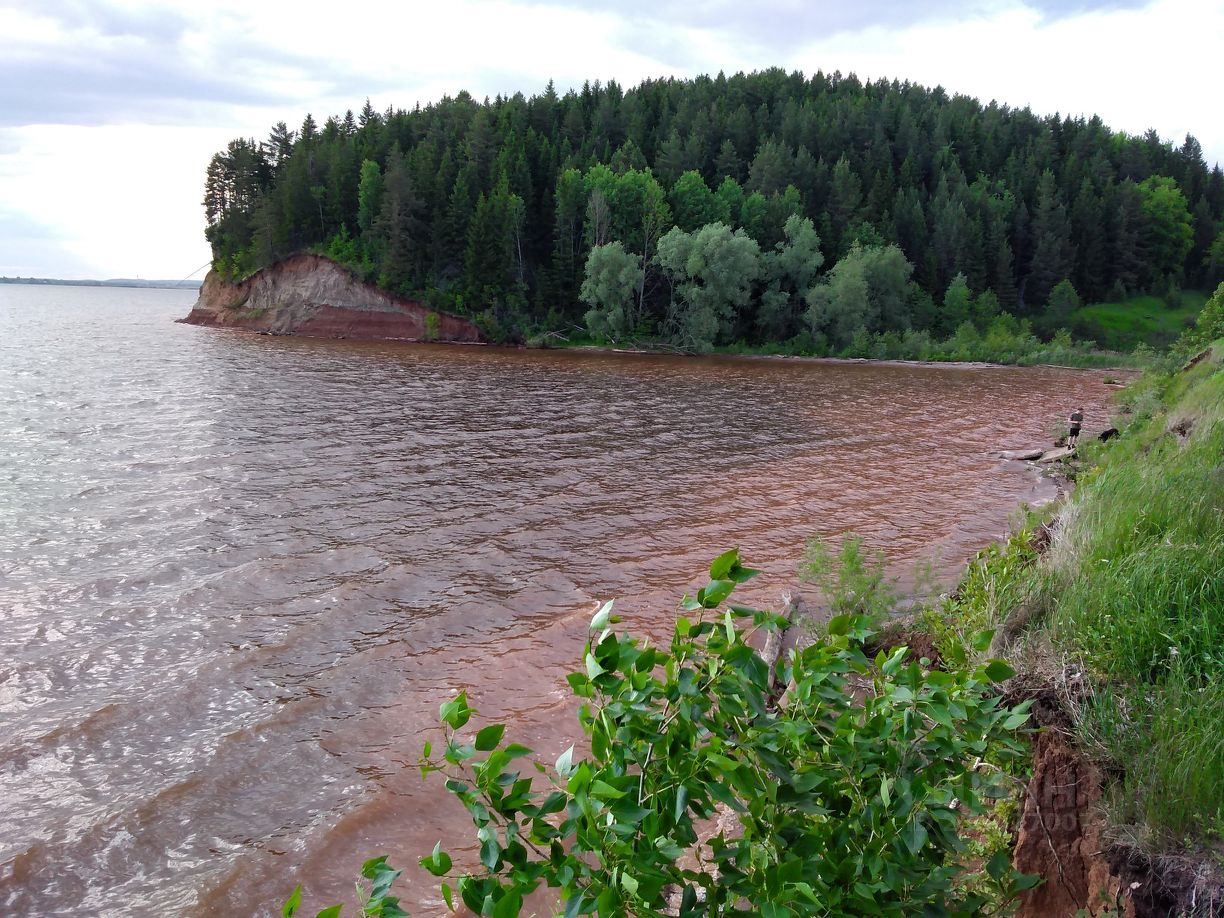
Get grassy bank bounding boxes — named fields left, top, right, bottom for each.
left=1070, top=289, right=1209, bottom=352
left=540, top=318, right=1145, bottom=369
left=922, top=324, right=1224, bottom=878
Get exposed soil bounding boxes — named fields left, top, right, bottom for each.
left=178, top=255, right=483, bottom=343
left=1011, top=712, right=1130, bottom=916
left=1005, top=679, right=1224, bottom=917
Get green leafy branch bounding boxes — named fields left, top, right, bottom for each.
left=409, top=549, right=1037, bottom=916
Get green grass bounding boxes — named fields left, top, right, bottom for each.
left=1071, top=290, right=1209, bottom=351
left=1039, top=359, right=1224, bottom=850
left=928, top=341, right=1224, bottom=856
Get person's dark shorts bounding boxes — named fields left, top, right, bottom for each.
left=1070, top=426, right=1081, bottom=437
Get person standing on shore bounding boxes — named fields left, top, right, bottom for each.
left=1068, top=407, right=1084, bottom=449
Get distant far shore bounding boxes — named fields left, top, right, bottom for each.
left=1, top=277, right=202, bottom=290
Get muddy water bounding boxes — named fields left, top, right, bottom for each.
left=0, top=284, right=1119, bottom=916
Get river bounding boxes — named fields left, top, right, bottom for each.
left=0, top=284, right=1117, bottom=915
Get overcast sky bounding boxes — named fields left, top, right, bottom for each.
left=1, top=0, right=1221, bottom=279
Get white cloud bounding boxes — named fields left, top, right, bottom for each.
left=788, top=0, right=1223, bottom=165
left=0, top=0, right=1219, bottom=278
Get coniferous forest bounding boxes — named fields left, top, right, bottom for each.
left=203, top=68, right=1224, bottom=352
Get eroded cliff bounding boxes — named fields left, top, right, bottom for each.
left=179, top=255, right=483, bottom=343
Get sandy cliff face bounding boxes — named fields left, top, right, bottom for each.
left=178, top=255, right=483, bottom=343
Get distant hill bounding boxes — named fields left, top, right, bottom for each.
left=202, top=67, right=1224, bottom=351
left=0, top=277, right=202, bottom=289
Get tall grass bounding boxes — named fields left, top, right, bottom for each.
left=1079, top=676, right=1224, bottom=846
left=1038, top=354, right=1224, bottom=850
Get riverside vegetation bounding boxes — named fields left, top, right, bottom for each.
left=287, top=286, right=1224, bottom=915
left=203, top=70, right=1223, bottom=360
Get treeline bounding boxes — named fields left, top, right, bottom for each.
left=203, top=68, right=1224, bottom=348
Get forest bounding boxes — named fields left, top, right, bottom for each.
left=202, top=68, right=1224, bottom=352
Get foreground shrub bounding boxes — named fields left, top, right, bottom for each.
left=406, top=550, right=1035, bottom=916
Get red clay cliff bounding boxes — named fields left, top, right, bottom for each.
left=179, top=255, right=483, bottom=343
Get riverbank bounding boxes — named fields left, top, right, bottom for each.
left=178, top=256, right=483, bottom=342
left=537, top=324, right=1148, bottom=371
left=903, top=338, right=1224, bottom=915
left=186, top=255, right=1151, bottom=371
left=554, top=341, right=1141, bottom=375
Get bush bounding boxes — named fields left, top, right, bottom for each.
left=410, top=550, right=1036, bottom=916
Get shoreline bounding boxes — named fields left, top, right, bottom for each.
left=181, top=320, right=1141, bottom=376
left=559, top=342, right=1140, bottom=374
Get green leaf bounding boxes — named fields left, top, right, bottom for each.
left=474, top=724, right=505, bottom=752
left=901, top=819, right=928, bottom=854
left=971, top=629, right=995, bottom=653
left=620, top=871, right=640, bottom=897
left=828, top=614, right=851, bottom=636
left=282, top=885, right=302, bottom=917
left=442, top=883, right=454, bottom=910
left=699, top=579, right=735, bottom=609
left=584, top=652, right=605, bottom=679
left=359, top=856, right=389, bottom=879
left=439, top=692, right=472, bottom=729
left=480, top=836, right=500, bottom=870
left=591, top=779, right=627, bottom=799
left=1014, top=872, right=1043, bottom=891
left=984, top=659, right=1016, bottom=682
left=491, top=890, right=522, bottom=918
left=590, top=600, right=614, bottom=632
left=985, top=849, right=1011, bottom=881
left=1002, top=710, right=1031, bottom=730
left=314, top=906, right=342, bottom=918
left=709, top=548, right=739, bottom=580
left=674, top=784, right=689, bottom=822
left=420, top=842, right=452, bottom=877
left=728, top=563, right=762, bottom=584
left=555, top=745, right=574, bottom=777
left=565, top=671, right=593, bottom=698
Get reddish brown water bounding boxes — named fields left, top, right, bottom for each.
left=0, top=285, right=1119, bottom=916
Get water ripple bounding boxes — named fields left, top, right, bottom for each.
left=0, top=285, right=1117, bottom=916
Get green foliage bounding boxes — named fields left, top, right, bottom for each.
left=1174, top=281, right=1224, bottom=355
left=356, top=159, right=383, bottom=235
left=423, top=312, right=441, bottom=342
left=656, top=223, right=761, bottom=351
left=417, top=551, right=1036, bottom=916
left=202, top=71, right=1222, bottom=345
left=940, top=273, right=974, bottom=336
left=1045, top=409, right=1224, bottom=685
left=1043, top=279, right=1081, bottom=334
left=1136, top=176, right=1194, bottom=283
left=669, top=170, right=728, bottom=232
left=919, top=523, right=1042, bottom=670
left=1080, top=677, right=1224, bottom=845
left=756, top=214, right=824, bottom=341
left=580, top=241, right=643, bottom=342
left=947, top=352, right=1224, bottom=854
left=798, top=534, right=898, bottom=623
left=283, top=855, right=408, bottom=917
left=1070, top=289, right=1208, bottom=351
left=804, top=242, right=912, bottom=349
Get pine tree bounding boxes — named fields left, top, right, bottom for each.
left=1071, top=178, right=1108, bottom=300
left=828, top=157, right=863, bottom=256
left=1025, top=170, right=1076, bottom=308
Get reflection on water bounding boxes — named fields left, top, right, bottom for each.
left=0, top=284, right=1116, bottom=915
